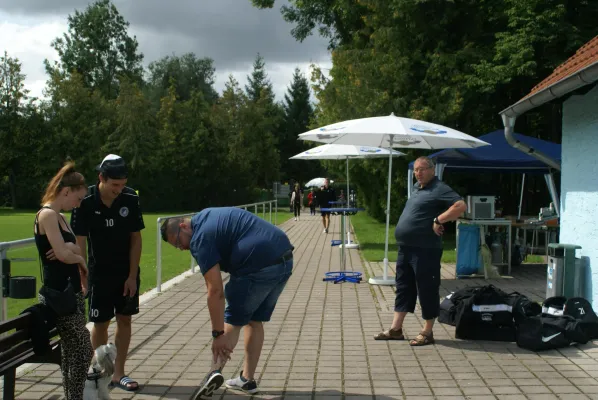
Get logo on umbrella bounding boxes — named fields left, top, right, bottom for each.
left=305, top=149, right=323, bottom=154
left=359, top=147, right=381, bottom=153
left=319, top=126, right=345, bottom=132
left=410, top=125, right=447, bottom=134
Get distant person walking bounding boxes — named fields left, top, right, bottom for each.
left=307, top=188, right=316, bottom=216
left=318, top=178, right=336, bottom=234
left=290, top=183, right=303, bottom=221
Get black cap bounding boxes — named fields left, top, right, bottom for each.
left=96, top=154, right=128, bottom=179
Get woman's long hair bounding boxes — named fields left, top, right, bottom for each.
left=41, top=161, right=86, bottom=205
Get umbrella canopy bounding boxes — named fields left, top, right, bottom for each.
left=298, top=113, right=491, bottom=286
left=304, top=177, right=333, bottom=188
left=291, top=144, right=405, bottom=249
left=290, top=144, right=405, bottom=160
left=299, top=113, right=490, bottom=149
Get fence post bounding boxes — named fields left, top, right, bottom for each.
left=156, top=218, right=162, bottom=293
left=269, top=201, right=272, bottom=224
left=0, top=250, right=7, bottom=324
left=275, top=199, right=278, bottom=226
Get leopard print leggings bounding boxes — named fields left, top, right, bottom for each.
left=39, top=291, right=93, bottom=400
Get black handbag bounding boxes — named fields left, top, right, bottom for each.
left=39, top=279, right=77, bottom=317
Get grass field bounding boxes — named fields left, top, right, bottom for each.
left=0, top=207, right=293, bottom=320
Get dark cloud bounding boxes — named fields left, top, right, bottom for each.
left=0, top=0, right=330, bottom=69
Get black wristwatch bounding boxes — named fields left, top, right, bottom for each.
left=433, top=217, right=443, bottom=225
left=212, top=330, right=224, bottom=339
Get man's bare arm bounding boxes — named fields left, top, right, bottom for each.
left=438, top=200, right=467, bottom=224
left=204, top=264, right=225, bottom=332
left=76, top=236, right=87, bottom=262
left=129, top=231, right=142, bottom=279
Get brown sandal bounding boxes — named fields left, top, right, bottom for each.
left=374, top=328, right=404, bottom=340
left=409, top=331, right=434, bottom=346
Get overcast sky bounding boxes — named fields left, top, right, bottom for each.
left=0, top=0, right=332, bottom=102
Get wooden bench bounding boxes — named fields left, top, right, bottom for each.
left=0, top=312, right=61, bottom=400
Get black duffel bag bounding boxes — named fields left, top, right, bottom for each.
left=439, top=287, right=480, bottom=327
left=516, top=296, right=598, bottom=351
left=516, top=313, right=573, bottom=351
left=455, top=284, right=517, bottom=342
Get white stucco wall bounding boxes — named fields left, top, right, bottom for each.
left=561, top=84, right=598, bottom=307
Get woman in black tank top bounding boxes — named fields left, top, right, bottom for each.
left=35, top=161, right=93, bottom=400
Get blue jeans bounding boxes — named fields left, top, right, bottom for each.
left=224, top=258, right=293, bottom=326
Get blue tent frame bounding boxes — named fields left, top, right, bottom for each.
left=407, top=129, right=561, bottom=218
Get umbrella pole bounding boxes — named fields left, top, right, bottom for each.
left=343, top=157, right=359, bottom=249
left=368, top=143, right=395, bottom=286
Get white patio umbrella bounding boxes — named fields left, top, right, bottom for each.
left=304, top=177, right=333, bottom=188
left=290, top=144, right=405, bottom=248
left=299, top=113, right=491, bottom=286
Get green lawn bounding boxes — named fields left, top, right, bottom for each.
left=350, top=212, right=457, bottom=263
left=0, top=207, right=293, bottom=320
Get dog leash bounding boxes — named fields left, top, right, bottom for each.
left=87, top=368, right=103, bottom=388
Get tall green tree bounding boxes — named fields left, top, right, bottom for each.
left=104, top=79, right=157, bottom=171
left=146, top=53, right=218, bottom=107
left=44, top=71, right=115, bottom=177
left=45, top=0, right=144, bottom=99
left=280, top=67, right=321, bottom=184
left=245, top=53, right=274, bottom=103
left=0, top=52, right=31, bottom=207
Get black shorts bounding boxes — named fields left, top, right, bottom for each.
left=88, top=269, right=140, bottom=323
left=321, top=211, right=331, bottom=216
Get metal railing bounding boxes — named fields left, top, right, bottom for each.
left=0, top=238, right=37, bottom=324
left=155, top=200, right=278, bottom=292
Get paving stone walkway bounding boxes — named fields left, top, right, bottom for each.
left=9, top=214, right=598, bottom=399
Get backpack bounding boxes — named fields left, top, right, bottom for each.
left=563, top=297, right=598, bottom=343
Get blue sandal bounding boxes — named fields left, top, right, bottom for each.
left=111, top=375, right=139, bottom=391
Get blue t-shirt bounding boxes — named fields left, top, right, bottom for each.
left=189, top=207, right=294, bottom=276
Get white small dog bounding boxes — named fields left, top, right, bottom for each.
left=83, top=343, right=118, bottom=400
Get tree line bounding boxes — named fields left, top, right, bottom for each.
left=0, top=0, right=323, bottom=211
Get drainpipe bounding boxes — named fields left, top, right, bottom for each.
left=501, top=115, right=561, bottom=171
left=500, top=60, right=598, bottom=171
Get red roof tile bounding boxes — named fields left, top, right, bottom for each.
left=525, top=35, right=598, bottom=98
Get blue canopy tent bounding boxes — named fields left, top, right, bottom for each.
left=407, top=129, right=562, bottom=218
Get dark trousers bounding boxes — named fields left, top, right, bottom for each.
left=394, top=245, right=443, bottom=320
left=293, top=202, right=301, bottom=217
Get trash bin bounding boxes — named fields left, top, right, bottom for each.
left=546, top=243, right=582, bottom=298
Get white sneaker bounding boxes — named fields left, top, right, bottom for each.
left=225, top=372, right=259, bottom=394
left=294, top=217, right=297, bottom=221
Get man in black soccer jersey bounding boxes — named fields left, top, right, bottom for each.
left=70, top=154, right=144, bottom=392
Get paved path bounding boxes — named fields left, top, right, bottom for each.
left=10, top=214, right=598, bottom=399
